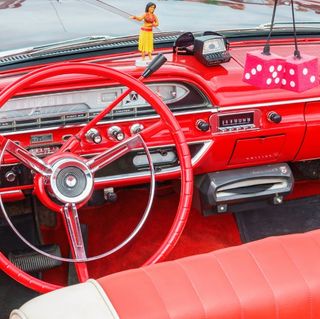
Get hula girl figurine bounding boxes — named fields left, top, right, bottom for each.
left=131, top=2, right=159, bottom=61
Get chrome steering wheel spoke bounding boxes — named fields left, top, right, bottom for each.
left=87, top=134, right=145, bottom=173
left=4, top=138, right=52, bottom=176
left=62, top=203, right=89, bottom=282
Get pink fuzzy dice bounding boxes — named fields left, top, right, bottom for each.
left=281, top=54, right=319, bottom=92
left=243, top=50, right=285, bottom=89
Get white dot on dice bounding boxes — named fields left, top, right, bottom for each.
left=266, top=78, right=272, bottom=85
left=277, top=65, right=283, bottom=72
left=275, top=78, right=280, bottom=84
left=289, top=69, right=295, bottom=76
left=310, top=76, right=316, bottom=83
left=257, top=65, right=262, bottom=71
left=245, top=73, right=250, bottom=80
left=269, top=66, right=275, bottom=73
left=290, top=81, right=296, bottom=88
left=272, top=72, right=278, bottom=78
left=251, top=68, right=257, bottom=75
left=282, top=79, right=287, bottom=85
left=303, top=68, right=308, bottom=75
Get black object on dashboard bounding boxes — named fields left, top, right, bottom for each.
left=267, top=111, right=282, bottom=124
left=142, top=54, right=167, bottom=78
left=173, top=32, right=195, bottom=55
left=194, top=35, right=231, bottom=66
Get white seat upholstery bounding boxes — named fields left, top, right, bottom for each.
left=10, top=279, right=119, bottom=319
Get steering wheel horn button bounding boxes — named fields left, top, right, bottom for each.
left=50, top=158, right=93, bottom=204
left=65, top=174, right=77, bottom=188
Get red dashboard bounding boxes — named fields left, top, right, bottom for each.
left=0, top=38, right=320, bottom=197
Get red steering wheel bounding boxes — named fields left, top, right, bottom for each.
left=0, top=62, right=193, bottom=293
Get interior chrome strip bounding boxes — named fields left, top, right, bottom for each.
left=0, top=108, right=215, bottom=136
left=0, top=140, right=212, bottom=194
left=0, top=190, right=22, bottom=195
left=0, top=140, right=211, bottom=167
left=217, top=96, right=320, bottom=112
left=3, top=93, right=320, bottom=138
left=94, top=140, right=212, bottom=183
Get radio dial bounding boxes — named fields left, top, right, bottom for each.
left=267, top=111, right=282, bottom=124
left=196, top=119, right=210, bottom=132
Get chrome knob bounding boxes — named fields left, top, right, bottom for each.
left=85, top=128, right=102, bottom=144
left=130, top=123, right=144, bottom=135
left=108, top=126, right=125, bottom=141
left=5, top=171, right=16, bottom=182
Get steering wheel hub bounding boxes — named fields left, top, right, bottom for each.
left=50, top=158, right=93, bottom=204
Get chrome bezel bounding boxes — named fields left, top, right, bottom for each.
left=50, top=158, right=93, bottom=204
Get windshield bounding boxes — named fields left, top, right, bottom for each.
left=0, top=0, right=320, bottom=52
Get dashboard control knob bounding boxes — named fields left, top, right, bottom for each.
left=196, top=119, right=210, bottom=132
left=130, top=123, right=144, bottom=135
left=85, top=128, right=102, bottom=144
left=268, top=111, right=282, bottom=124
left=108, top=126, right=125, bottom=141
left=105, top=191, right=117, bottom=202
left=104, top=188, right=117, bottom=202
left=5, top=171, right=16, bottom=182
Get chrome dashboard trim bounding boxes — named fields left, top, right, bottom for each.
left=0, top=108, right=215, bottom=136
left=3, top=95, right=320, bottom=138
left=0, top=141, right=212, bottom=194
left=217, top=96, right=320, bottom=111
left=0, top=81, right=208, bottom=134
left=0, top=190, right=23, bottom=195
left=0, top=140, right=211, bottom=168
left=94, top=140, right=212, bottom=183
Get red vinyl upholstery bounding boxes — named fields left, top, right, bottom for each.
left=99, top=230, right=320, bottom=319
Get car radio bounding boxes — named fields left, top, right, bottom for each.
left=209, top=110, right=261, bottom=133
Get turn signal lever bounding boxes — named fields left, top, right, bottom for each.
left=142, top=54, right=167, bottom=79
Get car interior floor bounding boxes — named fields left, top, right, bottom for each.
left=2, top=178, right=320, bottom=318
left=38, top=177, right=320, bottom=284
left=40, top=183, right=242, bottom=285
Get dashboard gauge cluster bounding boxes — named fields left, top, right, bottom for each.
left=0, top=82, right=211, bottom=133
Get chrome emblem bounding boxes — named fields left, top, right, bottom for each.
left=65, top=175, right=77, bottom=188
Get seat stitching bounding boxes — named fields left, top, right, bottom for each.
left=174, top=259, right=208, bottom=319
left=140, top=267, right=172, bottom=319
left=244, top=244, right=279, bottom=318
left=275, top=237, right=313, bottom=318
left=211, top=253, right=244, bottom=319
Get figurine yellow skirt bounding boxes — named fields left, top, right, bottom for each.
left=138, top=29, right=153, bottom=53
